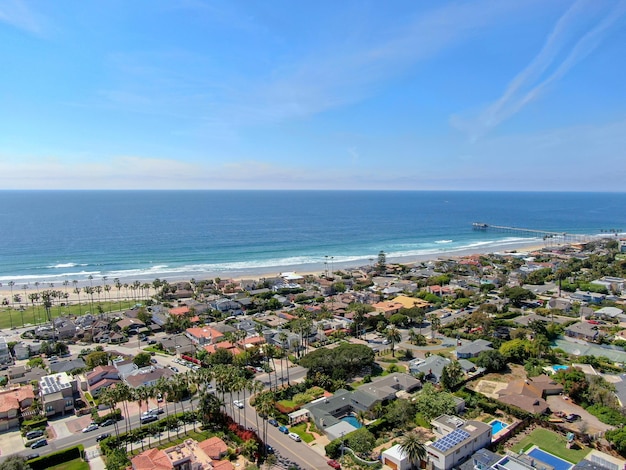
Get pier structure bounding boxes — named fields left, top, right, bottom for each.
left=472, top=223, right=590, bottom=244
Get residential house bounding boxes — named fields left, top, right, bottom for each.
left=40, top=372, right=77, bottom=417
left=86, top=365, right=121, bottom=397
left=185, top=327, right=225, bottom=346
left=496, top=375, right=562, bottom=415
left=0, top=385, right=35, bottom=431
left=0, top=338, right=12, bottom=365
left=392, top=295, right=432, bottom=310
left=49, top=358, right=86, bottom=375
left=425, top=420, right=492, bottom=470
left=409, top=356, right=452, bottom=384
left=564, top=322, right=605, bottom=343
left=372, top=301, right=404, bottom=317
left=10, top=367, right=47, bottom=386
left=431, top=415, right=466, bottom=439
left=456, top=339, right=493, bottom=359
left=130, top=437, right=233, bottom=470
left=125, top=366, right=175, bottom=389
left=381, top=444, right=412, bottom=470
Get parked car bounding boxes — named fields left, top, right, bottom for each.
left=100, top=419, right=115, bottom=427
left=140, top=415, right=158, bottom=425
left=170, top=366, right=179, bottom=373
left=148, top=339, right=157, bottom=345
left=268, top=418, right=279, bottom=427
left=288, top=432, right=301, bottom=442
left=30, top=439, right=47, bottom=449
left=82, top=423, right=99, bottom=433
left=25, top=453, right=40, bottom=460
left=327, top=460, right=341, bottom=469
left=148, top=407, right=164, bottom=415
left=233, top=400, right=244, bottom=409
left=96, top=433, right=111, bottom=442
left=566, top=414, right=581, bottom=422
left=278, top=425, right=289, bottom=434
left=25, top=430, right=44, bottom=440
left=265, top=445, right=275, bottom=454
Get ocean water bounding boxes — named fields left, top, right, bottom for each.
left=0, top=190, right=624, bottom=286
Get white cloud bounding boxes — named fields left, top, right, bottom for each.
left=0, top=0, right=43, bottom=34
left=453, top=0, right=626, bottom=140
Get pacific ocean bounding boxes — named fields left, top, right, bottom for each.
left=0, top=190, right=624, bottom=286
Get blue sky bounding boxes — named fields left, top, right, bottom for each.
left=1, top=0, right=625, bottom=190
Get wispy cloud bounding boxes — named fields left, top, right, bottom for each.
left=0, top=0, right=43, bottom=34
left=453, top=0, right=626, bottom=140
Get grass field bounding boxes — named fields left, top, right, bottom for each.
left=509, top=428, right=591, bottom=463
left=47, top=458, right=90, bottom=470
left=0, top=299, right=138, bottom=329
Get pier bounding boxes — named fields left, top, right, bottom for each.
left=472, top=223, right=589, bottom=243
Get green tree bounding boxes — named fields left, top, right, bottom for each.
left=398, top=431, right=426, bottom=470
left=0, top=456, right=31, bottom=470
left=475, top=350, right=507, bottom=372
left=346, top=427, right=376, bottom=454
left=85, top=351, right=111, bottom=368
left=133, top=352, right=152, bottom=368
left=413, top=383, right=456, bottom=420
left=375, top=250, right=387, bottom=275
left=440, top=361, right=464, bottom=391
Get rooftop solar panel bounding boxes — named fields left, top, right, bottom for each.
left=431, top=429, right=471, bottom=452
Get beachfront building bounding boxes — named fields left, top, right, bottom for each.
left=425, top=420, right=491, bottom=470
left=39, top=372, right=78, bottom=417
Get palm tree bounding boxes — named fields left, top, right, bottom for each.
left=114, top=278, right=122, bottom=310
left=429, top=313, right=441, bottom=341
left=385, top=326, right=402, bottom=357
left=398, top=431, right=426, bottom=469
left=28, top=293, right=39, bottom=324
left=8, top=281, right=15, bottom=309
left=73, top=287, right=82, bottom=315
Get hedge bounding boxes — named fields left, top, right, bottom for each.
left=28, top=445, right=84, bottom=470
left=92, top=408, right=122, bottom=424
left=21, top=417, right=48, bottom=434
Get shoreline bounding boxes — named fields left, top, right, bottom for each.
left=0, top=238, right=556, bottom=303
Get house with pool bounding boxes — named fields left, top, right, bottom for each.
left=296, top=373, right=421, bottom=441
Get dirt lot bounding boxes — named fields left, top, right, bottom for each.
left=546, top=395, right=615, bottom=436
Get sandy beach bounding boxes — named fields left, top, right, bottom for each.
left=0, top=238, right=554, bottom=304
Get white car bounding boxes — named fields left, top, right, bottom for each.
left=82, top=423, right=99, bottom=433
left=288, top=432, right=301, bottom=442
left=233, top=400, right=244, bottom=409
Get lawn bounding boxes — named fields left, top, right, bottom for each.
left=290, top=422, right=315, bottom=443
left=47, top=458, right=90, bottom=470
left=510, top=428, right=591, bottom=463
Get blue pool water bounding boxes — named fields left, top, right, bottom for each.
left=552, top=365, right=569, bottom=372
left=490, top=419, right=508, bottom=434
left=341, top=416, right=363, bottom=429
left=527, top=448, right=573, bottom=470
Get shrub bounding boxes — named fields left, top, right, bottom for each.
left=28, top=445, right=84, bottom=470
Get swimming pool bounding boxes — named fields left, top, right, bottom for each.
left=490, top=419, right=508, bottom=435
left=341, top=415, right=363, bottom=429
left=527, top=448, right=573, bottom=470
left=552, top=365, right=569, bottom=372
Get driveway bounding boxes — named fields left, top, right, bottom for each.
left=546, top=395, right=614, bottom=435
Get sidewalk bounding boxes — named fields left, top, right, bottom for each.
left=86, top=446, right=106, bottom=470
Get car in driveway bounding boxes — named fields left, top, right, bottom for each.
left=25, top=430, right=44, bottom=440
left=233, top=400, right=244, bottom=409
left=96, top=433, right=111, bottom=442
left=566, top=413, right=581, bottom=422
left=278, top=425, right=289, bottom=434
left=31, top=439, right=47, bottom=449
left=288, top=432, right=301, bottom=442
left=82, top=423, right=99, bottom=433
left=327, top=460, right=341, bottom=469
left=268, top=418, right=279, bottom=427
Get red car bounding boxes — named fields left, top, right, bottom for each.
left=327, top=460, right=341, bottom=469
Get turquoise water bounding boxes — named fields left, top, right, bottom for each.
left=490, top=419, right=508, bottom=434
left=341, top=416, right=362, bottom=428
left=528, top=448, right=573, bottom=470
left=552, top=365, right=569, bottom=372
